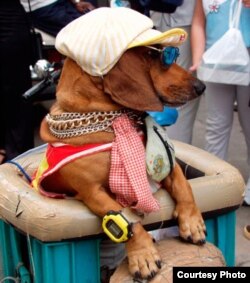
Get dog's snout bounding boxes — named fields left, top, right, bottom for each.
left=193, top=79, right=206, bottom=96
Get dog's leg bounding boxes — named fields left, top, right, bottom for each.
left=55, top=156, right=161, bottom=279
left=125, top=223, right=162, bottom=280
left=76, top=186, right=162, bottom=280
left=163, top=163, right=206, bottom=244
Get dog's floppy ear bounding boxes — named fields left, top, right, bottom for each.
left=103, top=48, right=163, bottom=112
left=56, top=58, right=120, bottom=113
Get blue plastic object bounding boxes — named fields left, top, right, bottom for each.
left=205, top=211, right=236, bottom=266
left=0, top=211, right=236, bottom=282
left=148, top=107, right=178, bottom=126
left=0, top=221, right=31, bottom=283
left=161, top=47, right=180, bottom=67
left=28, top=237, right=100, bottom=283
left=0, top=219, right=100, bottom=283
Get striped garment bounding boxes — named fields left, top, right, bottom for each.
left=55, top=7, right=187, bottom=76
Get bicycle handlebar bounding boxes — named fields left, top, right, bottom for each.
left=23, top=69, right=61, bottom=101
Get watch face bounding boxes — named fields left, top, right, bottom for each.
left=107, top=219, right=123, bottom=239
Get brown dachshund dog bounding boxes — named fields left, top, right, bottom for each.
left=37, top=46, right=206, bottom=280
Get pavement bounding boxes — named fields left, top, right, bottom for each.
left=192, top=96, right=250, bottom=267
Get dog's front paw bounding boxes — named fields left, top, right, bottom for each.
left=126, top=224, right=162, bottom=280
left=174, top=203, right=206, bottom=245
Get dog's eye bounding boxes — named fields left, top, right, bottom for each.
left=146, top=49, right=159, bottom=59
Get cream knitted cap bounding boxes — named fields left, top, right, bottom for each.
left=55, top=7, right=187, bottom=76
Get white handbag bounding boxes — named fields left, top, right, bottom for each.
left=197, top=0, right=250, bottom=86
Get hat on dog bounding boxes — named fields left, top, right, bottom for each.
left=55, top=7, right=187, bottom=76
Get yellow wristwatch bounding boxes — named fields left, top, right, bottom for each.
left=102, top=209, right=142, bottom=243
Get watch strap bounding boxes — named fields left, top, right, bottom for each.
left=120, top=207, right=143, bottom=224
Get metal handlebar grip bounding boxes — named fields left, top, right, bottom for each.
left=22, top=69, right=61, bottom=101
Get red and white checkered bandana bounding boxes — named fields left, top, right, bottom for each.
left=109, top=115, right=160, bottom=213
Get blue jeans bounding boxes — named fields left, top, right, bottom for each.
left=30, top=0, right=97, bottom=37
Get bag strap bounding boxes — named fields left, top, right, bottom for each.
left=229, top=0, right=242, bottom=29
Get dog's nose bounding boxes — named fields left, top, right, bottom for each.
left=193, top=79, right=206, bottom=96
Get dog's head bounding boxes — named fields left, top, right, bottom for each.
left=103, top=46, right=205, bottom=112
left=54, top=7, right=205, bottom=113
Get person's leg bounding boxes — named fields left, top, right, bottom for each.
left=236, top=84, right=250, bottom=205
left=100, top=240, right=126, bottom=282
left=204, top=82, right=235, bottom=160
left=0, top=89, right=5, bottom=163
left=31, top=0, right=83, bottom=36
left=167, top=98, right=200, bottom=144
left=0, top=3, right=34, bottom=160
left=244, top=177, right=250, bottom=205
